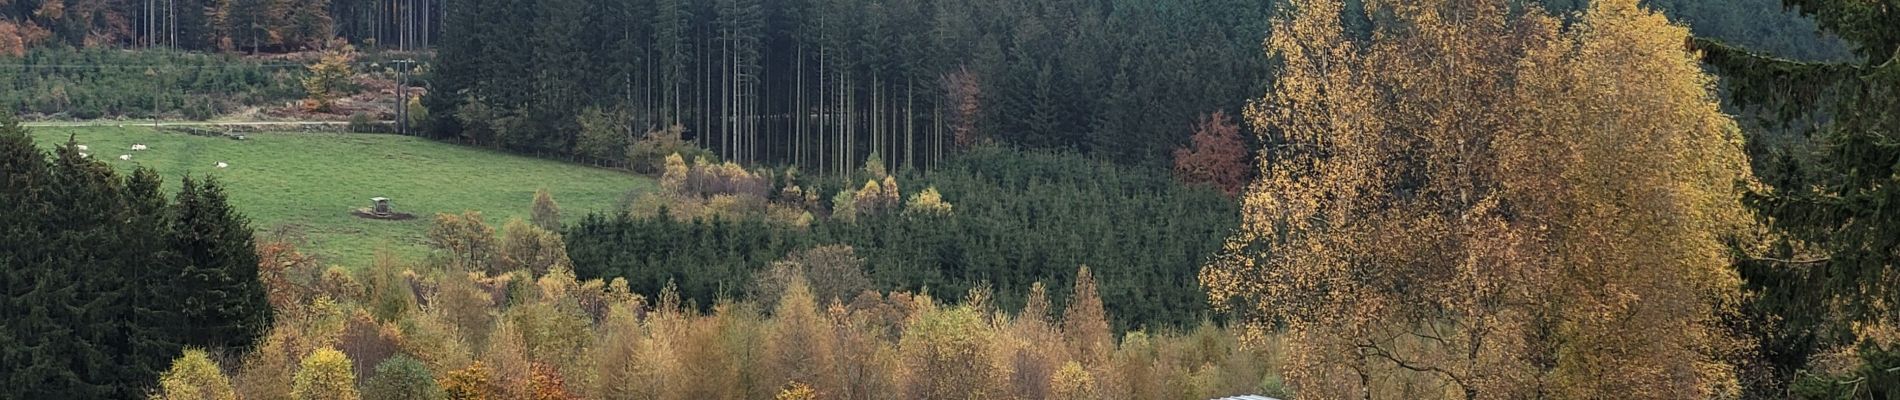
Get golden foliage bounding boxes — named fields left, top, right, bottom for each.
left=156, top=349, right=238, bottom=400
left=903, top=186, right=954, bottom=216
left=301, top=43, right=355, bottom=112
left=291, top=348, right=359, bottom=400
left=1062, top=266, right=1112, bottom=365
left=1048, top=361, right=1099, bottom=400
left=773, top=382, right=818, bottom=400
left=229, top=245, right=1278, bottom=400
left=438, top=362, right=497, bottom=400
left=1204, top=0, right=1753, bottom=397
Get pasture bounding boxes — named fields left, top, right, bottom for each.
left=30, top=125, right=654, bottom=267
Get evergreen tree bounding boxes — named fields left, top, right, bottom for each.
left=169, top=176, right=273, bottom=350
left=1697, top=0, right=1900, bottom=396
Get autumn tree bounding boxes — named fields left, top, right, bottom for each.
left=499, top=218, right=571, bottom=276
left=157, top=349, right=240, bottom=400
left=427, top=211, right=497, bottom=272
left=898, top=305, right=1000, bottom=399
left=1201, top=0, right=1754, bottom=398
left=751, top=245, right=872, bottom=307
left=1172, top=111, right=1251, bottom=197
left=764, top=274, right=841, bottom=396
left=363, top=356, right=445, bottom=400
left=530, top=189, right=561, bottom=231
left=302, top=42, right=356, bottom=112
left=1062, top=266, right=1111, bottom=365
left=292, top=347, right=360, bottom=400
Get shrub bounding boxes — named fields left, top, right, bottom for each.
left=627, top=125, right=714, bottom=174
left=348, top=113, right=376, bottom=133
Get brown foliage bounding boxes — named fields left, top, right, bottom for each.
left=527, top=363, right=577, bottom=400
left=336, top=310, right=403, bottom=384
left=530, top=189, right=561, bottom=231
left=941, top=65, right=984, bottom=148
left=752, top=245, right=872, bottom=308
left=439, top=362, right=499, bottom=400
left=1171, top=111, right=1252, bottom=197
left=1063, top=266, right=1112, bottom=364
left=257, top=237, right=324, bottom=312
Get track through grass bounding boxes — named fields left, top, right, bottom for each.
left=31, top=126, right=654, bottom=267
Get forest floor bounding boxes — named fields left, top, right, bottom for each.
left=29, top=125, right=654, bottom=267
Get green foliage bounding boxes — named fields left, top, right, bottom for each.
left=172, top=174, right=276, bottom=349
left=1697, top=1, right=1900, bottom=396
left=363, top=356, right=445, bottom=400
left=569, top=147, right=1237, bottom=328
left=1789, top=345, right=1900, bottom=399
left=0, top=48, right=302, bottom=120
left=425, top=0, right=1276, bottom=170
left=27, top=126, right=654, bottom=266
left=0, top=116, right=274, bottom=398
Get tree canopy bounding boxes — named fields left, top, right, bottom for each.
left=1203, top=0, right=1756, bottom=397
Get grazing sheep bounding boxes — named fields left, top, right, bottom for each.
left=119, top=155, right=131, bottom=161
left=76, top=144, right=88, bottom=151
left=216, top=162, right=228, bottom=169
left=130, top=144, right=148, bottom=151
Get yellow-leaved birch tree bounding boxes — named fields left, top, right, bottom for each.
left=1202, top=0, right=1754, bottom=398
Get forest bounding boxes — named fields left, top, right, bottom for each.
left=0, top=0, right=1897, bottom=398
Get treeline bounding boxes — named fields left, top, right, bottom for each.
left=0, top=0, right=437, bottom=55
left=425, top=0, right=1274, bottom=172
left=0, top=114, right=272, bottom=398
left=165, top=220, right=1280, bottom=399
left=567, top=147, right=1238, bottom=330
left=0, top=48, right=304, bottom=119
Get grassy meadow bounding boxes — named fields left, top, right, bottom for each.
left=30, top=126, right=654, bottom=267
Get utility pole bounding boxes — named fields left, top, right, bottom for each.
left=395, top=59, right=415, bottom=135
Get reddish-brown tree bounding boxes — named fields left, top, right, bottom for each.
left=1171, top=111, right=1251, bottom=197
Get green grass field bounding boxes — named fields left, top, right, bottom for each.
left=30, top=126, right=654, bottom=267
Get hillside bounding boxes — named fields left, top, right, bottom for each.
left=29, top=126, right=653, bottom=266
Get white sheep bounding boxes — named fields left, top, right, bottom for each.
left=119, top=154, right=131, bottom=161
left=75, top=144, right=88, bottom=151
left=130, top=144, right=148, bottom=151
left=215, top=162, right=228, bottom=169
left=78, top=153, right=89, bottom=158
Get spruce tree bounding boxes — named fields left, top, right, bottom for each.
left=1696, top=0, right=1900, bottom=396
left=169, top=176, right=273, bottom=350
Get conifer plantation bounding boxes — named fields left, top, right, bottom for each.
left=0, top=0, right=1895, bottom=397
